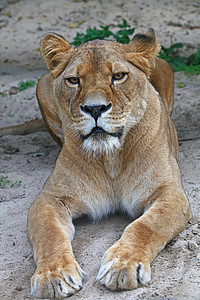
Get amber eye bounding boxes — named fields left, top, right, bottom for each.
left=112, top=72, right=127, bottom=81
left=66, top=77, right=80, bottom=85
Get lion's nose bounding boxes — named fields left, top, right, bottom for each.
left=80, top=103, right=112, bottom=121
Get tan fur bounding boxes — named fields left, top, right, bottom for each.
left=28, top=29, right=191, bottom=299
left=0, top=119, right=46, bottom=137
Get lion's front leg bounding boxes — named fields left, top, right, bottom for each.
left=28, top=193, right=85, bottom=299
left=97, top=187, right=191, bottom=291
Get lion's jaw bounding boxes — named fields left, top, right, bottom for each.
left=82, top=133, right=122, bottom=157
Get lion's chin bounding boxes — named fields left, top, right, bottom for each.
left=82, top=135, right=121, bottom=157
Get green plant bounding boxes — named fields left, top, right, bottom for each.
left=159, top=43, right=187, bottom=72
left=0, top=175, right=10, bottom=188
left=18, top=80, right=36, bottom=91
left=188, top=49, right=200, bottom=65
left=0, top=175, right=22, bottom=188
left=185, top=49, right=200, bottom=74
left=184, top=64, right=200, bottom=74
left=71, top=19, right=200, bottom=74
left=112, top=19, right=135, bottom=44
left=10, top=180, right=22, bottom=187
left=159, top=44, right=200, bottom=74
left=71, top=25, right=113, bottom=47
left=71, top=19, right=135, bottom=47
left=0, top=92, right=8, bottom=97
left=7, top=113, right=15, bottom=117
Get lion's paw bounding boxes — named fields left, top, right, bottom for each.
left=96, top=244, right=151, bottom=291
left=31, top=260, right=86, bottom=299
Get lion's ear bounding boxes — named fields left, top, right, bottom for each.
left=41, top=33, right=72, bottom=78
left=126, top=28, right=160, bottom=78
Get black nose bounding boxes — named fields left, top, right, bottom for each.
left=80, top=103, right=112, bottom=121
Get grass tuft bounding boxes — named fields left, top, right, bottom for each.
left=0, top=175, right=22, bottom=188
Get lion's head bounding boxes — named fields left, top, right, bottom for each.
left=40, top=29, right=160, bottom=156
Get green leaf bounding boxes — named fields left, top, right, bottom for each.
left=188, top=49, right=200, bottom=65
left=118, top=19, right=131, bottom=28
left=18, top=80, right=36, bottom=91
left=171, top=56, right=186, bottom=67
left=0, top=176, right=10, bottom=188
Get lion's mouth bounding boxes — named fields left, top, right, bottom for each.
left=80, top=126, right=124, bottom=141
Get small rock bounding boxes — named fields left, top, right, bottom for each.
left=3, top=145, right=19, bottom=154
left=15, top=286, right=22, bottom=291
left=188, top=240, right=198, bottom=251
left=0, top=20, right=8, bottom=29
left=192, top=229, right=199, bottom=235
left=9, top=87, right=18, bottom=95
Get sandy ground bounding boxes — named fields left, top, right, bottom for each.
left=0, top=0, right=200, bottom=299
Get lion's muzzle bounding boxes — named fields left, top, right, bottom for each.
left=80, top=103, right=112, bottom=121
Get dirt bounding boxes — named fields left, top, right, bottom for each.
left=0, top=1, right=200, bottom=299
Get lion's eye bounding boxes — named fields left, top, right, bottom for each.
left=66, top=77, right=80, bottom=85
left=112, top=72, right=127, bottom=82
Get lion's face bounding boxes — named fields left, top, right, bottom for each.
left=41, top=30, right=160, bottom=156
left=54, top=41, right=148, bottom=155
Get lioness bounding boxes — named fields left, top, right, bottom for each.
left=28, top=28, right=191, bottom=299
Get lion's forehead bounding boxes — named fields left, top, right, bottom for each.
left=74, top=39, right=123, bottom=53
left=66, top=40, right=129, bottom=76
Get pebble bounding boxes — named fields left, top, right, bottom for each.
left=192, top=228, right=199, bottom=235
left=187, top=240, right=198, bottom=251
left=9, top=87, right=18, bottom=95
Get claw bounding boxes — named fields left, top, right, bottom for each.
left=96, top=248, right=151, bottom=291
left=62, top=273, right=81, bottom=291
left=96, top=259, right=115, bottom=281
left=31, top=275, right=39, bottom=297
left=30, top=262, right=85, bottom=299
left=137, top=262, right=151, bottom=285
left=78, top=266, right=87, bottom=278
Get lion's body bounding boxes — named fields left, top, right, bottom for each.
left=28, top=30, right=191, bottom=299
